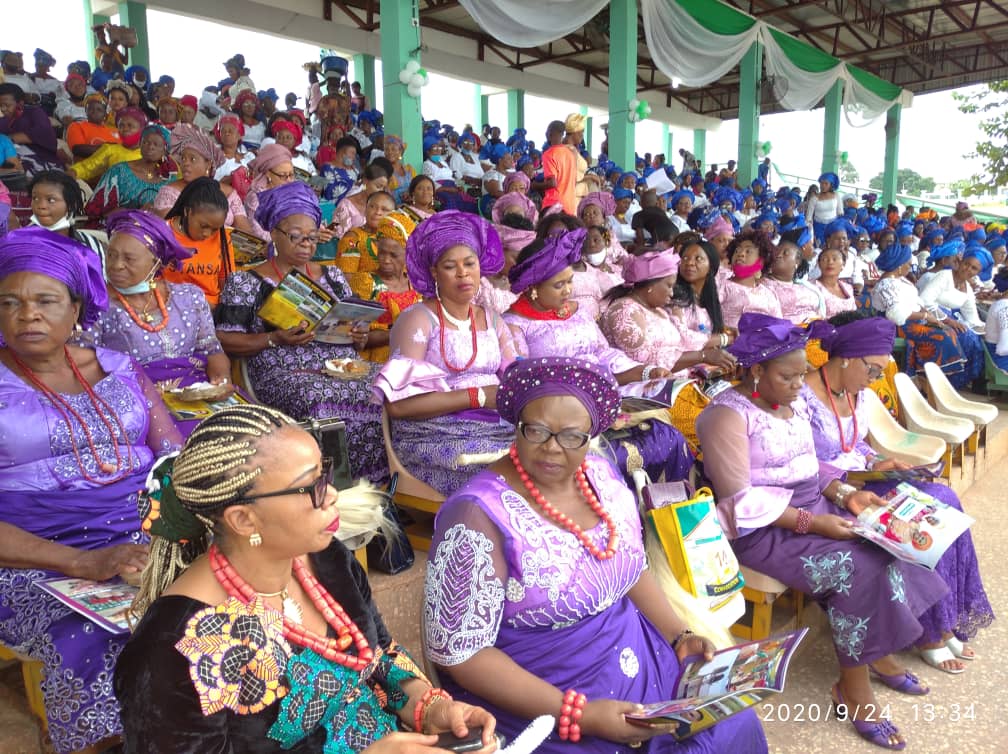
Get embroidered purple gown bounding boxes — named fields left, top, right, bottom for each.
left=0, top=348, right=180, bottom=753
left=424, top=455, right=768, bottom=754
left=802, top=384, right=994, bottom=644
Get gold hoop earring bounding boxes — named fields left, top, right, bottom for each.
left=249, top=532, right=263, bottom=547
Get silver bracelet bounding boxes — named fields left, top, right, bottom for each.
left=642, top=365, right=657, bottom=380
left=832, top=482, right=857, bottom=509
left=719, top=333, right=729, bottom=348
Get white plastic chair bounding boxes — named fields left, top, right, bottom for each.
left=923, top=362, right=999, bottom=455
left=894, top=372, right=974, bottom=477
left=861, top=388, right=946, bottom=467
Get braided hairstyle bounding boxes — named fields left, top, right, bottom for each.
left=30, top=170, right=85, bottom=220
left=165, top=176, right=232, bottom=277
left=131, top=404, right=295, bottom=619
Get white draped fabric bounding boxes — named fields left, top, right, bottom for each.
left=760, top=30, right=845, bottom=113
left=457, top=0, right=609, bottom=48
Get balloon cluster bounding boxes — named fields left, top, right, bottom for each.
left=398, top=59, right=430, bottom=99
left=627, top=98, right=652, bottom=122
left=755, top=141, right=772, bottom=158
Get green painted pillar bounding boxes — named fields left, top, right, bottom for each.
left=821, top=79, right=842, bottom=176
left=662, top=123, right=671, bottom=159
left=693, top=129, right=706, bottom=170
left=380, top=0, right=423, bottom=169
left=352, top=53, right=376, bottom=106
left=579, top=105, right=592, bottom=156
left=737, top=41, right=762, bottom=186
left=882, top=103, right=902, bottom=206
left=83, top=0, right=110, bottom=64
left=480, top=94, right=490, bottom=130
left=607, top=0, right=637, bottom=170
left=506, top=88, right=525, bottom=133
left=116, top=1, right=149, bottom=70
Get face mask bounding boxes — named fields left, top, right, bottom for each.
left=30, top=214, right=72, bottom=232
left=113, top=260, right=160, bottom=295
left=732, top=259, right=764, bottom=278
left=585, top=250, right=606, bottom=267
left=342, top=157, right=356, bottom=167
left=430, top=155, right=442, bottom=163
left=121, top=131, right=142, bottom=149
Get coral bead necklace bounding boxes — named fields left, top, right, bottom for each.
left=114, top=286, right=169, bottom=332
left=509, top=446, right=618, bottom=560
left=821, top=367, right=858, bottom=453
left=209, top=545, right=374, bottom=671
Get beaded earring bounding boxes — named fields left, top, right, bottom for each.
left=841, top=359, right=849, bottom=368
left=529, top=288, right=538, bottom=301
left=751, top=376, right=760, bottom=400
left=249, top=532, right=263, bottom=547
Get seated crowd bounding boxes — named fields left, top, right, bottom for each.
left=0, top=44, right=1000, bottom=754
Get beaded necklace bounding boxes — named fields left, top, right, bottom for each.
left=436, top=300, right=478, bottom=372
left=209, top=545, right=374, bottom=671
left=113, top=286, right=169, bottom=332
left=10, top=346, right=135, bottom=484
left=270, top=258, right=314, bottom=283
left=509, top=446, right=618, bottom=560
left=820, top=367, right=858, bottom=453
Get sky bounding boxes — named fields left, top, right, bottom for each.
left=6, top=1, right=995, bottom=189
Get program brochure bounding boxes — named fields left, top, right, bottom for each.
left=852, top=482, right=973, bottom=570
left=35, top=577, right=138, bottom=634
left=256, top=268, right=384, bottom=344
left=845, top=460, right=945, bottom=484
left=625, top=628, right=808, bottom=740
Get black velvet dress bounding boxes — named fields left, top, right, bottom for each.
left=114, top=540, right=423, bottom=753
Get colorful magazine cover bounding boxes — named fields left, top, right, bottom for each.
left=160, top=391, right=248, bottom=421
left=852, top=482, right=974, bottom=570
left=35, top=577, right=138, bottom=634
left=845, top=460, right=945, bottom=484
left=625, top=628, right=808, bottom=740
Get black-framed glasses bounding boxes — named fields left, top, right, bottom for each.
left=268, top=168, right=295, bottom=181
left=236, top=457, right=333, bottom=509
left=276, top=227, right=321, bottom=246
left=860, top=357, right=884, bottom=381
left=518, top=421, right=591, bottom=450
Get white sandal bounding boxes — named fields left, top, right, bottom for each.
left=920, top=645, right=966, bottom=674
left=945, top=636, right=977, bottom=661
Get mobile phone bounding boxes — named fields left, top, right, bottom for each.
left=435, top=727, right=506, bottom=752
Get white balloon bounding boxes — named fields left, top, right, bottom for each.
left=629, top=98, right=640, bottom=110
left=407, top=84, right=422, bottom=98
left=405, top=60, right=421, bottom=73
left=398, top=70, right=412, bottom=85
left=409, top=73, right=425, bottom=88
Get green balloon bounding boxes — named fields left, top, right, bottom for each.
left=763, top=141, right=772, bottom=154
left=840, top=151, right=849, bottom=164
left=416, top=68, right=427, bottom=78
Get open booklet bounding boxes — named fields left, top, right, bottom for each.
left=35, top=577, right=138, bottom=634
left=256, top=267, right=385, bottom=344
left=852, top=482, right=973, bottom=570
left=625, top=628, right=808, bottom=740
left=845, top=460, right=945, bottom=484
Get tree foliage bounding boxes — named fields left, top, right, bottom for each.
left=868, top=168, right=935, bottom=196
left=840, top=162, right=859, bottom=184
left=953, top=80, right=1008, bottom=195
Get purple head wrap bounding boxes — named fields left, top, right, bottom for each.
left=0, top=227, right=107, bottom=329
left=405, top=211, right=504, bottom=297
left=502, top=171, right=531, bottom=193
left=728, top=313, right=831, bottom=368
left=818, top=317, right=896, bottom=358
left=623, top=250, right=679, bottom=285
left=255, top=181, right=322, bottom=231
left=106, top=210, right=193, bottom=266
left=492, top=192, right=537, bottom=224
left=508, top=228, right=587, bottom=293
left=705, top=215, right=734, bottom=241
left=170, top=123, right=225, bottom=169
left=577, top=191, right=616, bottom=219
left=496, top=224, right=537, bottom=253
left=497, top=356, right=620, bottom=437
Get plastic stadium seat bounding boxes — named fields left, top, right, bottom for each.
left=861, top=388, right=946, bottom=467
left=924, top=361, right=998, bottom=455
left=894, top=372, right=974, bottom=477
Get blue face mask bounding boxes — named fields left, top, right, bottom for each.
left=112, top=261, right=160, bottom=295
left=430, top=154, right=442, bottom=163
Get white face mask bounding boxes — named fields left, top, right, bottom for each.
left=585, top=250, right=607, bottom=267
left=30, top=214, right=72, bottom=232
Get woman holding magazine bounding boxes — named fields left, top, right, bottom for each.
left=696, top=313, right=952, bottom=751
left=214, top=181, right=385, bottom=482
left=424, top=357, right=768, bottom=754
left=803, top=311, right=994, bottom=675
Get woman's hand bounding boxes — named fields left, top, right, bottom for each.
left=843, top=489, right=886, bottom=517
left=318, top=226, right=337, bottom=244
left=349, top=323, right=371, bottom=351
left=704, top=349, right=737, bottom=371
left=870, top=458, right=911, bottom=472
left=360, top=732, right=449, bottom=754
left=810, top=513, right=856, bottom=540
left=70, top=543, right=150, bottom=581
left=674, top=633, right=716, bottom=663
left=426, top=699, right=498, bottom=747
left=272, top=322, right=315, bottom=347
left=944, top=318, right=967, bottom=333
left=645, top=367, right=672, bottom=381
left=581, top=700, right=668, bottom=745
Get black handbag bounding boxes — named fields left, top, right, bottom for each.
left=366, top=473, right=416, bottom=574
left=297, top=418, right=353, bottom=490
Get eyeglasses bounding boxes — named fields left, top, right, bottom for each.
left=276, top=227, right=321, bottom=245
left=518, top=421, right=591, bottom=450
left=269, top=169, right=296, bottom=181
left=236, top=457, right=333, bottom=509
left=861, top=357, right=884, bottom=381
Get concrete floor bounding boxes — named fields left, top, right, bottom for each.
left=3, top=398, right=1007, bottom=754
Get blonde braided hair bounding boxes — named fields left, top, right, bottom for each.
left=131, top=404, right=295, bottom=620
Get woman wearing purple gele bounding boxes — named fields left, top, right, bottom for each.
left=803, top=310, right=993, bottom=677
left=425, top=356, right=768, bottom=754
left=697, top=313, right=950, bottom=751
